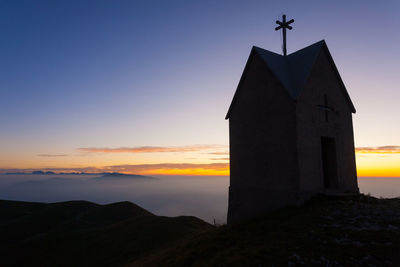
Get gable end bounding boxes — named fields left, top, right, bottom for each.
left=319, top=43, right=356, bottom=113
left=225, top=41, right=356, bottom=119
left=225, top=47, right=295, bottom=119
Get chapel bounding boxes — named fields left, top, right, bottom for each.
left=226, top=35, right=359, bottom=224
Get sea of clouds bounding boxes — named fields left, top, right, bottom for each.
left=0, top=174, right=229, bottom=224
left=0, top=174, right=398, bottom=224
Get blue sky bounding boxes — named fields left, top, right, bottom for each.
left=1, top=0, right=399, bottom=173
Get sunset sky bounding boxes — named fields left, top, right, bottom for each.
left=1, top=1, right=399, bottom=176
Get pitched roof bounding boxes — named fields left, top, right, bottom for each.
left=225, top=40, right=356, bottom=119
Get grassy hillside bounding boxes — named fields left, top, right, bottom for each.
left=0, top=200, right=213, bottom=267
left=132, top=194, right=400, bottom=266
left=1, top=195, right=400, bottom=266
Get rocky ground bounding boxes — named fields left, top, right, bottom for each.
left=132, top=194, right=400, bottom=266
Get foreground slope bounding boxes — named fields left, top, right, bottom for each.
left=0, top=200, right=212, bottom=266
left=132, top=195, right=400, bottom=266
left=1, top=195, right=400, bottom=266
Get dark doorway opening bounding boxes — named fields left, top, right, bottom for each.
left=321, top=137, right=339, bottom=189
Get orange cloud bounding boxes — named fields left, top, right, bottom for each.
left=78, top=145, right=227, bottom=154
left=207, top=151, right=229, bottom=155
left=37, top=154, right=68, bottom=157
left=356, top=146, right=400, bottom=154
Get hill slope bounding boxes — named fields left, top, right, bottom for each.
left=131, top=195, right=400, bottom=266
left=0, top=200, right=212, bottom=267
left=1, top=195, right=400, bottom=266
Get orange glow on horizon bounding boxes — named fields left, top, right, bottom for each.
left=2, top=150, right=400, bottom=177
left=357, top=169, right=400, bottom=178
left=139, top=168, right=229, bottom=176
left=2, top=165, right=400, bottom=177
left=355, top=151, right=400, bottom=177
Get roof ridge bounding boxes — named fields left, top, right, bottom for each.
left=252, top=46, right=283, bottom=57
left=287, top=40, right=325, bottom=57
left=253, top=42, right=325, bottom=99
left=225, top=40, right=355, bottom=119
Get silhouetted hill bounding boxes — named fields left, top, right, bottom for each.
left=31, top=170, right=55, bottom=174
left=1, top=195, right=400, bottom=266
left=0, top=199, right=212, bottom=267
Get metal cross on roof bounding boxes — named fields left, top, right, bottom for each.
left=275, top=14, right=294, bottom=56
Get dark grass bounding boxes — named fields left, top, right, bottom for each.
left=0, top=200, right=213, bottom=267
left=132, top=195, right=400, bottom=266
left=1, top=195, right=400, bottom=266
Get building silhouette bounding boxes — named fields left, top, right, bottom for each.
left=226, top=40, right=359, bottom=224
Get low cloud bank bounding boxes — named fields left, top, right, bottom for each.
left=207, top=151, right=229, bottom=155
left=78, top=144, right=227, bottom=154
left=0, top=174, right=229, bottom=223
left=356, top=146, right=400, bottom=154
left=37, top=154, right=68, bottom=157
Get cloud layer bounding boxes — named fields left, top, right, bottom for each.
left=207, top=151, right=229, bottom=155
left=37, top=154, right=68, bottom=157
left=356, top=146, right=400, bottom=154
left=78, top=144, right=227, bottom=153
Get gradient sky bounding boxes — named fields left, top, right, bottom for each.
left=1, top=0, right=399, bottom=176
